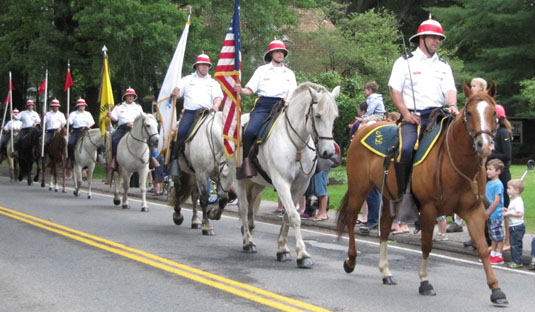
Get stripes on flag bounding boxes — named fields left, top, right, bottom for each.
left=214, top=0, right=241, bottom=158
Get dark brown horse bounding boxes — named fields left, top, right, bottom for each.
left=337, top=82, right=508, bottom=305
left=42, top=126, right=67, bottom=192
left=17, top=127, right=41, bottom=185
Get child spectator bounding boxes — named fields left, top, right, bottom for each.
left=485, top=159, right=505, bottom=264
left=362, top=81, right=386, bottom=121
left=386, top=112, right=400, bottom=123
left=349, top=101, right=368, bottom=137
left=502, top=179, right=525, bottom=268
left=530, top=237, right=535, bottom=270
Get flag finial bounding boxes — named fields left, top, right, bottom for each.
left=429, top=13, right=432, bottom=19
left=102, top=45, right=108, bottom=57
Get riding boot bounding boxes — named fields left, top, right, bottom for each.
left=66, top=157, right=73, bottom=170
left=236, top=135, right=257, bottom=179
left=394, top=162, right=412, bottom=197
left=169, top=159, right=180, bottom=177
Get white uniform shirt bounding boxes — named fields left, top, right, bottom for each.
left=15, top=110, right=40, bottom=128
left=245, top=63, right=297, bottom=98
left=177, top=72, right=223, bottom=110
left=3, top=119, right=22, bottom=131
left=45, top=110, right=67, bottom=130
left=388, top=47, right=456, bottom=111
left=68, top=110, right=95, bottom=128
left=507, top=196, right=524, bottom=227
left=110, top=102, right=144, bottom=126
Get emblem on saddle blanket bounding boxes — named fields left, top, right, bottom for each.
left=360, top=118, right=447, bottom=166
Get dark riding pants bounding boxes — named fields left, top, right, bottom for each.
left=68, top=127, right=82, bottom=159
left=112, top=124, right=131, bottom=157
left=243, top=96, right=281, bottom=157
left=46, top=129, right=57, bottom=145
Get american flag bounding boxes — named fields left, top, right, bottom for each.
left=214, top=0, right=241, bottom=158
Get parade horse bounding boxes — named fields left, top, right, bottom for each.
left=231, top=82, right=339, bottom=268
left=17, top=127, right=41, bottom=185
left=42, top=126, right=67, bottom=192
left=170, top=111, right=235, bottom=235
left=112, top=113, right=159, bottom=211
left=73, top=128, right=104, bottom=199
left=336, top=82, right=508, bottom=305
left=5, top=133, right=19, bottom=182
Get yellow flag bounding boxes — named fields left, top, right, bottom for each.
left=98, top=56, right=114, bottom=137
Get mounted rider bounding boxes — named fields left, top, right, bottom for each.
left=107, top=87, right=144, bottom=169
left=14, top=99, right=41, bottom=154
left=0, top=109, right=21, bottom=161
left=388, top=17, right=459, bottom=195
left=169, top=53, right=223, bottom=176
left=44, top=98, right=67, bottom=145
left=234, top=39, right=297, bottom=179
left=67, top=98, right=95, bottom=167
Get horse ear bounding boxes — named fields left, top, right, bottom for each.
left=308, top=87, right=320, bottom=103
left=331, top=86, right=341, bottom=99
left=463, top=81, right=472, bottom=98
left=487, top=81, right=497, bottom=98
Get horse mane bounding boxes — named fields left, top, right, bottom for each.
left=290, top=82, right=337, bottom=116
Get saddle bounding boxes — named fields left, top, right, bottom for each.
left=246, top=100, right=286, bottom=183
left=184, top=109, right=211, bottom=144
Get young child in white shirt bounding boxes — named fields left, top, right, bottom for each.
left=502, top=179, right=525, bottom=268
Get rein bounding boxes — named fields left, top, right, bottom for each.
left=125, top=116, right=155, bottom=165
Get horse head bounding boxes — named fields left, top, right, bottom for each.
left=140, top=113, right=159, bottom=146
left=307, top=84, right=340, bottom=159
left=462, top=81, right=498, bottom=158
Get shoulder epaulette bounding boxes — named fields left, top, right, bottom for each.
left=438, top=56, right=448, bottom=64
left=403, top=52, right=414, bottom=60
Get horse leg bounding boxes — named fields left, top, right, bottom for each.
left=73, top=164, right=81, bottom=197
left=139, top=168, right=149, bottom=212
left=41, top=157, right=46, bottom=188
left=461, top=207, right=508, bottom=305
left=190, top=190, right=201, bottom=229
left=237, top=180, right=257, bottom=253
left=343, top=191, right=366, bottom=273
left=33, top=158, right=40, bottom=183
left=61, top=161, right=67, bottom=193
left=121, top=171, right=130, bottom=209
left=199, top=182, right=215, bottom=236
left=86, top=163, right=94, bottom=199
left=112, top=171, right=121, bottom=206
left=378, top=199, right=396, bottom=285
left=171, top=177, right=185, bottom=226
left=418, top=203, right=437, bottom=296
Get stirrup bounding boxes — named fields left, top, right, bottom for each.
left=236, top=158, right=257, bottom=179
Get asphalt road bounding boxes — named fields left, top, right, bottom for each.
left=1, top=177, right=533, bottom=312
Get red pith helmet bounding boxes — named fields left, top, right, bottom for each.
left=26, top=99, right=35, bottom=106
left=192, top=53, right=212, bottom=69
left=122, top=87, right=137, bottom=101
left=75, top=98, right=87, bottom=107
left=50, top=98, right=61, bottom=107
left=409, top=18, right=446, bottom=43
left=263, top=39, right=288, bottom=62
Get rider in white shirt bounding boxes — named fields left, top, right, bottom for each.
left=67, top=98, right=95, bottom=163
left=14, top=99, right=41, bottom=150
left=44, top=98, right=67, bottom=144
left=1, top=109, right=22, bottom=159
left=107, top=87, right=144, bottom=168
left=234, top=39, right=297, bottom=178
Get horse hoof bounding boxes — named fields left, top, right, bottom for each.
left=276, top=252, right=292, bottom=262
left=296, top=257, right=314, bottom=269
left=419, top=281, right=436, bottom=296
left=55, top=189, right=58, bottom=192
left=242, top=245, right=257, bottom=254
left=62, top=190, right=67, bottom=193
left=490, top=288, right=508, bottom=306
left=27, top=181, right=32, bottom=186
left=343, top=259, right=355, bottom=273
left=73, top=190, right=79, bottom=197
left=202, top=229, right=215, bottom=236
left=141, top=207, right=149, bottom=212
left=122, top=204, right=129, bottom=209
left=173, top=213, right=184, bottom=226
left=87, top=195, right=91, bottom=199
left=48, top=186, right=52, bottom=191
left=382, top=276, right=397, bottom=285
left=191, top=223, right=201, bottom=229
left=113, top=199, right=121, bottom=205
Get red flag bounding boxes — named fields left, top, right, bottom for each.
left=214, top=0, right=241, bottom=158
left=3, top=81, right=14, bottom=107
left=38, top=78, right=46, bottom=96
left=3, top=94, right=8, bottom=107
left=64, top=68, right=73, bottom=91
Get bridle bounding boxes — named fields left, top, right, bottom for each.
left=126, top=115, right=158, bottom=164
left=462, top=96, right=496, bottom=151
left=284, top=89, right=334, bottom=175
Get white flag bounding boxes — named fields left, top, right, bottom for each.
left=156, top=14, right=191, bottom=156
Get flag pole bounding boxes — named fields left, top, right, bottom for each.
left=66, top=61, right=71, bottom=158
left=41, top=69, right=48, bottom=158
left=0, top=72, right=11, bottom=139
left=102, top=46, right=111, bottom=131
left=9, top=72, right=14, bottom=154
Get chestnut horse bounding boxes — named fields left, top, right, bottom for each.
left=337, top=82, right=508, bottom=305
left=42, top=126, right=67, bottom=192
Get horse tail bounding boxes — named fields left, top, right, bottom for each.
left=336, top=191, right=350, bottom=238
left=170, top=174, right=196, bottom=206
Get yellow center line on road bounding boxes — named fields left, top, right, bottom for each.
left=0, top=206, right=331, bottom=312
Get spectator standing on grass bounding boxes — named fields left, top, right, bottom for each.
left=486, top=159, right=505, bottom=265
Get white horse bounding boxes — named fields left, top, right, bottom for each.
left=231, top=82, right=339, bottom=268
left=72, top=128, right=104, bottom=199
left=171, top=111, right=235, bottom=235
left=112, top=113, right=159, bottom=211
